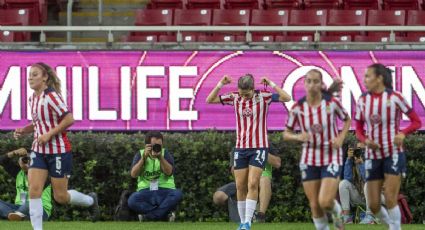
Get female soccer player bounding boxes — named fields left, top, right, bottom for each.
left=206, top=74, right=291, bottom=230
left=14, top=63, right=99, bottom=230
left=283, top=69, right=351, bottom=230
left=355, top=63, right=421, bottom=230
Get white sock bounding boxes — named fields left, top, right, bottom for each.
left=331, top=200, right=342, bottom=217
left=237, top=201, right=246, bottom=224
left=68, top=190, right=94, bottom=207
left=313, top=216, right=330, bottom=230
left=245, top=199, right=257, bottom=225
left=388, top=206, right=401, bottom=230
left=376, top=206, right=392, bottom=227
left=29, top=198, right=43, bottom=230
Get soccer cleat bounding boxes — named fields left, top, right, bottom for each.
left=88, top=192, right=100, bottom=222
left=359, top=213, right=376, bottom=224
left=8, top=211, right=26, bottom=221
left=236, top=223, right=245, bottom=230
left=342, top=214, right=353, bottom=224
left=332, top=213, right=345, bottom=230
left=243, top=222, right=251, bottom=230
left=254, top=211, right=266, bottom=223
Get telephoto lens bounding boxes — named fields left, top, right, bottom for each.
left=21, top=156, right=30, bottom=164
left=152, top=144, right=162, bottom=153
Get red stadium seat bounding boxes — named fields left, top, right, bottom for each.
left=304, top=0, right=342, bottom=9
left=212, top=9, right=250, bottom=36
left=383, top=0, right=420, bottom=10
left=367, top=10, right=406, bottom=36
left=344, top=0, right=381, bottom=10
left=186, top=0, right=223, bottom=9
left=133, top=9, right=173, bottom=36
left=264, top=0, right=302, bottom=9
left=326, top=9, right=366, bottom=38
left=0, top=9, right=31, bottom=41
left=125, top=35, right=159, bottom=42
left=288, top=10, right=327, bottom=36
left=406, top=10, right=425, bottom=37
left=251, top=35, right=276, bottom=42
left=398, top=34, right=425, bottom=42
left=224, top=0, right=262, bottom=9
left=174, top=9, right=212, bottom=25
left=158, top=34, right=199, bottom=42
left=354, top=35, right=391, bottom=42
left=148, top=0, right=186, bottom=9
left=250, top=9, right=288, bottom=38
left=275, top=35, right=313, bottom=42
left=319, top=35, right=353, bottom=42
left=197, top=34, right=245, bottom=42
left=0, top=30, right=15, bottom=42
left=4, top=0, right=47, bottom=25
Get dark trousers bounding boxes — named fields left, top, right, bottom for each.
left=0, top=200, right=48, bottom=220
left=127, top=188, right=183, bottom=220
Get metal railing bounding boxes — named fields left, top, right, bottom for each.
left=67, top=0, right=103, bottom=42
left=2, top=25, right=425, bottom=43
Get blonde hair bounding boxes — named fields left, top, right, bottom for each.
left=32, top=62, right=62, bottom=96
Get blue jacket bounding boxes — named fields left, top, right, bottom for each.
left=343, top=157, right=366, bottom=183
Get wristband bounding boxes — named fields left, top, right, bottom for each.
left=269, top=81, right=276, bottom=88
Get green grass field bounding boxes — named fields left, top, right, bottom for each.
left=0, top=222, right=424, bottom=230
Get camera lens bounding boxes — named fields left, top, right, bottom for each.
left=152, top=144, right=162, bottom=153
left=21, top=157, right=30, bottom=164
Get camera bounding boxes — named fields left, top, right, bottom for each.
left=152, top=144, right=162, bottom=153
left=353, top=148, right=364, bottom=159
left=21, top=156, right=30, bottom=164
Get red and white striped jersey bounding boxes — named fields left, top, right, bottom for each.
left=29, top=87, right=71, bottom=154
left=220, top=90, right=276, bottom=149
left=355, top=89, right=412, bottom=159
left=286, top=95, right=349, bottom=166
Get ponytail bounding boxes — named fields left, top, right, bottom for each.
left=32, top=62, right=62, bottom=96
left=368, top=63, right=393, bottom=89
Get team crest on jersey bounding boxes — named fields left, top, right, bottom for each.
left=370, top=114, right=382, bottom=125
left=326, top=106, right=331, bottom=114
left=242, top=108, right=253, bottom=117
left=387, top=100, right=391, bottom=107
left=311, top=124, right=323, bottom=134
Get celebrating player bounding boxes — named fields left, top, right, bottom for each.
left=283, top=69, right=351, bottom=230
left=14, top=63, right=99, bottom=230
left=206, top=74, right=291, bottom=230
left=355, top=63, right=421, bottom=230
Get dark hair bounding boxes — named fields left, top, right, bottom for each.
left=238, top=74, right=254, bottom=90
left=145, top=131, right=163, bottom=144
left=368, top=63, right=393, bottom=89
left=306, top=69, right=343, bottom=96
left=32, top=62, right=62, bottom=95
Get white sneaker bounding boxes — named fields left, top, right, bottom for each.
left=8, top=211, right=26, bottom=221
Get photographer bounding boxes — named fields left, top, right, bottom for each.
left=128, top=131, right=182, bottom=221
left=339, top=143, right=376, bottom=224
left=0, top=148, right=52, bottom=221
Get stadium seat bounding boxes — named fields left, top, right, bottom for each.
left=174, top=9, right=212, bottom=25
left=0, top=30, right=15, bottom=42
left=406, top=10, right=425, bottom=37
left=250, top=9, right=288, bottom=38
left=275, top=35, right=314, bottom=42
left=158, top=34, right=199, bottom=42
left=212, top=9, right=250, bottom=36
left=0, top=9, right=31, bottom=41
left=344, top=0, right=381, bottom=10
left=354, top=35, right=391, bottom=42
left=186, top=0, right=223, bottom=9
left=398, top=34, right=425, bottom=42
left=148, top=0, right=186, bottom=9
left=224, top=0, right=262, bottom=9
left=304, top=0, right=342, bottom=9
left=263, top=0, right=302, bottom=9
left=133, top=9, right=173, bottom=36
left=367, top=10, right=406, bottom=36
left=4, top=0, right=47, bottom=25
left=326, top=9, right=366, bottom=38
left=197, top=34, right=245, bottom=42
left=383, top=0, right=420, bottom=10
left=288, top=10, right=327, bottom=36
left=251, top=35, right=275, bottom=42
left=319, top=35, right=353, bottom=41
left=125, top=35, right=159, bottom=42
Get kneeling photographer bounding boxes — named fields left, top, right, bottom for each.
left=339, top=143, right=377, bottom=224
left=128, top=131, right=182, bottom=221
left=0, top=148, right=52, bottom=221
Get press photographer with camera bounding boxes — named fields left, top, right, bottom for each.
left=339, top=142, right=377, bottom=224
left=0, top=148, right=52, bottom=221
left=128, top=131, right=182, bottom=221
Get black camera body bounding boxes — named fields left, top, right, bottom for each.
left=353, top=148, right=364, bottom=159
left=152, top=144, right=162, bottom=153
left=21, top=156, right=30, bottom=164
